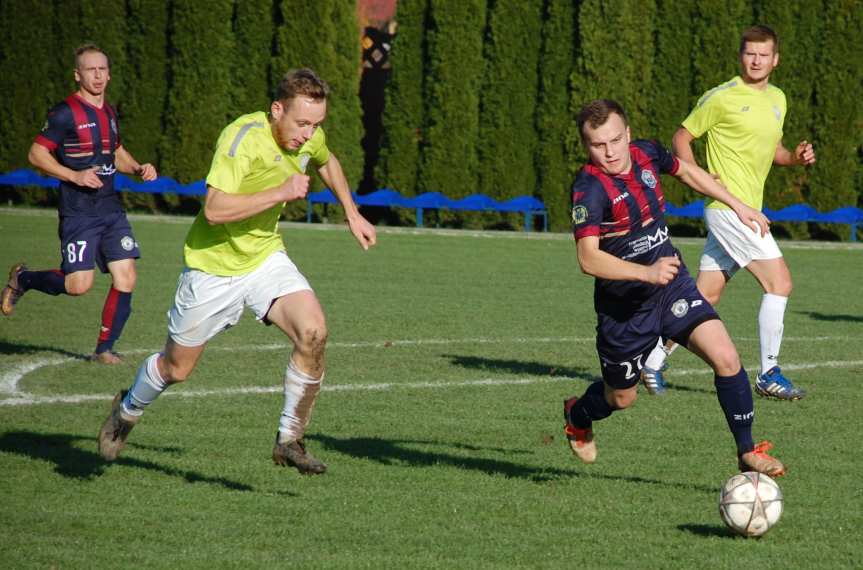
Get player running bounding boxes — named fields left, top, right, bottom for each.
left=563, top=99, right=785, bottom=477
left=641, top=25, right=815, bottom=400
left=97, top=68, right=376, bottom=474
left=2, top=44, right=157, bottom=364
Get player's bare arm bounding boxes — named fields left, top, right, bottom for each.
left=774, top=140, right=815, bottom=167
left=674, top=158, right=770, bottom=236
left=576, top=236, right=679, bottom=286
left=671, top=127, right=698, bottom=164
left=204, top=175, right=309, bottom=225
left=28, top=142, right=102, bottom=188
left=114, top=145, right=157, bottom=181
left=318, top=154, right=377, bottom=250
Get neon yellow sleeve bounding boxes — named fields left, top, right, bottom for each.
left=205, top=126, right=254, bottom=194
left=682, top=88, right=724, bottom=139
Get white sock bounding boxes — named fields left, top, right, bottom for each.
left=645, top=338, right=676, bottom=370
left=123, top=353, right=168, bottom=417
left=278, top=360, right=323, bottom=443
left=759, top=294, right=787, bottom=373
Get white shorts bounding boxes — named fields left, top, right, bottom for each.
left=167, top=250, right=313, bottom=347
left=699, top=208, right=783, bottom=277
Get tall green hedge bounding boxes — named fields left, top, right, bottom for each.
left=273, top=0, right=363, bottom=192
left=160, top=1, right=235, bottom=184
left=535, top=0, right=577, bottom=232
left=376, top=0, right=429, bottom=197
left=477, top=0, right=542, bottom=204
left=232, top=0, right=275, bottom=118
left=419, top=0, right=486, bottom=200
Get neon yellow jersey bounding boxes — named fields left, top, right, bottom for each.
left=183, top=112, right=330, bottom=275
left=682, top=76, right=786, bottom=211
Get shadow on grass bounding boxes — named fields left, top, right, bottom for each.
left=796, top=311, right=863, bottom=323
left=678, top=523, right=735, bottom=538
left=443, top=354, right=596, bottom=382
left=311, top=434, right=715, bottom=493
left=0, top=340, right=86, bottom=360
left=444, top=353, right=716, bottom=395
left=0, top=430, right=278, bottom=494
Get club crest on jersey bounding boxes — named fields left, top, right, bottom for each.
left=671, top=299, right=689, bottom=318
left=641, top=169, right=657, bottom=189
left=299, top=153, right=310, bottom=173
left=772, top=105, right=782, bottom=121
left=571, top=205, right=588, bottom=225
left=120, top=236, right=135, bottom=251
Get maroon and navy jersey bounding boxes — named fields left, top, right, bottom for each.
left=571, top=139, right=682, bottom=314
left=34, top=94, right=123, bottom=216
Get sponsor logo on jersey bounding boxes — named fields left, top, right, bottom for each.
left=640, top=169, right=657, bottom=189
left=77, top=122, right=96, bottom=130
left=671, top=299, right=689, bottom=318
left=572, top=205, right=588, bottom=225
left=299, top=154, right=310, bottom=173
left=625, top=225, right=669, bottom=258
left=120, top=236, right=135, bottom=251
left=95, top=163, right=117, bottom=176
left=741, top=106, right=750, bottom=112
left=612, top=191, right=630, bottom=204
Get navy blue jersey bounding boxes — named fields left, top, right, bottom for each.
left=571, top=139, right=681, bottom=315
left=34, top=94, right=123, bottom=216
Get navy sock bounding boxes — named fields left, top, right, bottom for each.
left=714, top=368, right=755, bottom=455
left=18, top=269, right=66, bottom=296
left=568, top=381, right=614, bottom=429
left=95, top=288, right=132, bottom=354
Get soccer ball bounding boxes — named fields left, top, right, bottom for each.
left=718, top=472, right=783, bottom=537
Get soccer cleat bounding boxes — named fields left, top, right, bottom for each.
left=563, top=396, right=596, bottom=464
left=272, top=433, right=327, bottom=475
left=739, top=440, right=786, bottom=477
left=98, top=390, right=140, bottom=461
left=90, top=350, right=123, bottom=365
left=755, top=366, right=806, bottom=400
left=1, top=262, right=26, bottom=316
left=640, top=363, right=668, bottom=396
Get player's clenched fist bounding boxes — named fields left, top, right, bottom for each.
left=279, top=174, right=310, bottom=202
left=646, top=256, right=680, bottom=286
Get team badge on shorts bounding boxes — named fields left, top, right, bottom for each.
left=572, top=205, right=588, bottom=225
left=121, top=236, right=135, bottom=251
left=641, top=169, right=657, bottom=189
left=671, top=299, right=689, bottom=318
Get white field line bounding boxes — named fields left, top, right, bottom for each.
left=1, top=353, right=860, bottom=407
left=0, top=335, right=841, bottom=398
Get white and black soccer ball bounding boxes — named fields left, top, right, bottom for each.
left=719, top=472, right=783, bottom=537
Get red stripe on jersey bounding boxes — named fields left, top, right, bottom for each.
left=585, top=164, right=630, bottom=234
left=65, top=95, right=94, bottom=152
left=34, top=134, right=58, bottom=151
left=620, top=171, right=653, bottom=225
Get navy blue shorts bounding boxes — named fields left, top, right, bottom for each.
left=595, top=270, right=719, bottom=389
left=57, top=212, right=140, bottom=274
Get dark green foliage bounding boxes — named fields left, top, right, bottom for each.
left=419, top=0, right=486, bottom=199
left=78, top=0, right=128, bottom=106
left=652, top=0, right=699, bottom=211
left=273, top=0, right=363, bottom=199
left=690, top=0, right=753, bottom=90
left=160, top=1, right=235, bottom=184
left=535, top=0, right=577, bottom=232
left=376, top=0, right=428, bottom=197
left=477, top=0, right=542, bottom=204
left=805, top=0, right=863, bottom=239
left=121, top=0, right=170, bottom=212
left=232, top=0, right=274, bottom=117
left=0, top=0, right=57, bottom=172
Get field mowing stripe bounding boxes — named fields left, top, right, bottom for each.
left=2, top=359, right=861, bottom=407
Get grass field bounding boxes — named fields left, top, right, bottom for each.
left=1, top=208, right=862, bottom=569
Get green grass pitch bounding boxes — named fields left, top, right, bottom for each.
left=1, top=208, right=861, bottom=568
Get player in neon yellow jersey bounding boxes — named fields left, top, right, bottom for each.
left=642, top=25, right=815, bottom=401
left=98, top=69, right=377, bottom=473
